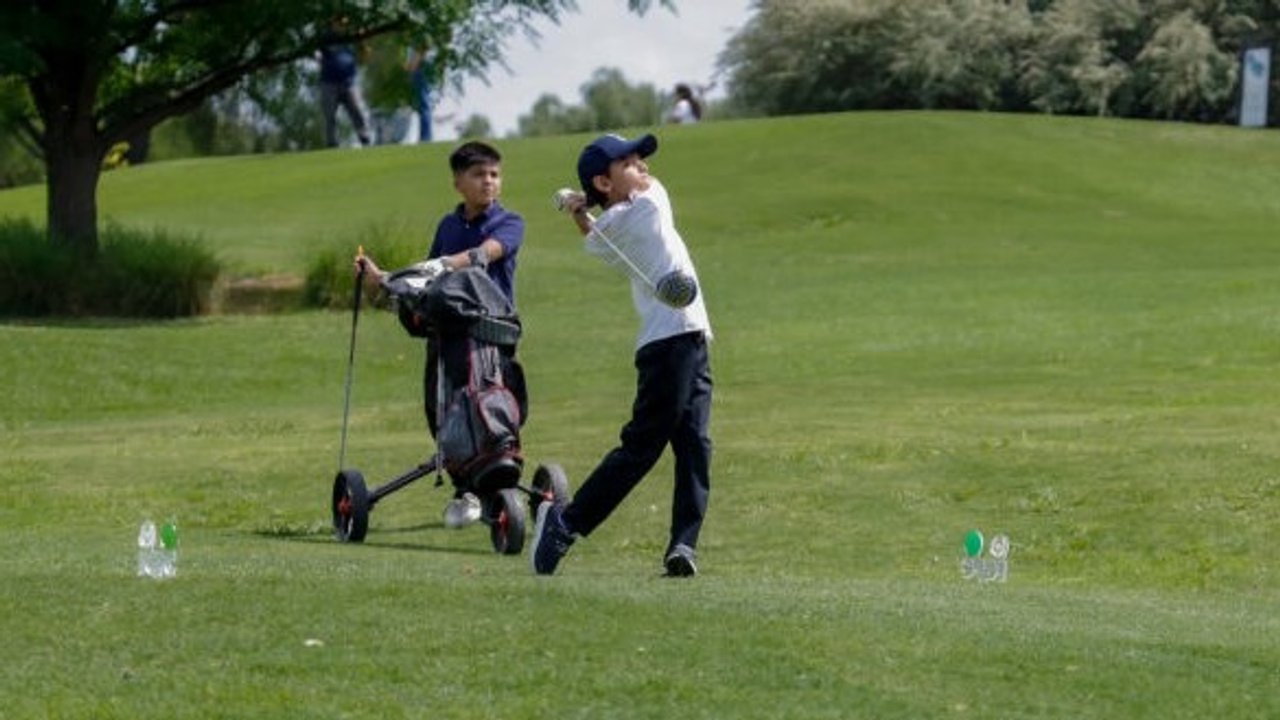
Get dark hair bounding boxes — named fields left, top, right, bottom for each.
left=584, top=179, right=609, bottom=209
left=449, top=141, right=501, bottom=174
left=674, top=83, right=702, bottom=120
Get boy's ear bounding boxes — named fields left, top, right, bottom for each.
left=591, top=174, right=611, bottom=198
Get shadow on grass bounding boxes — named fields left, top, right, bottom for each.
left=0, top=316, right=203, bottom=329
left=254, top=521, right=496, bottom=557
left=359, top=539, right=494, bottom=557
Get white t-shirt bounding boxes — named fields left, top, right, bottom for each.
left=586, top=178, right=712, bottom=349
left=669, top=98, right=699, bottom=124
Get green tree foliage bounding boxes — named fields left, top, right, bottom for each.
left=150, top=61, right=327, bottom=159
left=720, top=0, right=1276, bottom=125
left=363, top=35, right=414, bottom=112
left=0, top=135, right=43, bottom=189
left=519, top=94, right=597, bottom=136
left=1021, top=0, right=1253, bottom=119
left=0, top=0, right=672, bottom=258
left=719, top=0, right=900, bottom=116
left=456, top=113, right=494, bottom=139
left=517, top=68, right=662, bottom=137
left=579, top=68, right=663, bottom=129
left=885, top=0, right=1036, bottom=110
left=0, top=78, right=41, bottom=187
left=1136, top=10, right=1238, bottom=119
left=1019, top=0, right=1146, bottom=116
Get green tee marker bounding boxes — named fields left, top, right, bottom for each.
left=964, top=529, right=984, bottom=558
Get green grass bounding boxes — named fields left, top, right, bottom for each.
left=3, top=111, right=1280, bottom=718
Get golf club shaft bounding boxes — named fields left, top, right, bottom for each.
left=584, top=214, right=658, bottom=291
left=338, top=266, right=364, bottom=471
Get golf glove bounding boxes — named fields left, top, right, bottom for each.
left=413, top=257, right=450, bottom=281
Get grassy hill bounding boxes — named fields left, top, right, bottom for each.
left=2, top=111, right=1279, bottom=718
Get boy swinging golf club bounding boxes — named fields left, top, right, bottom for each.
left=532, top=133, right=713, bottom=577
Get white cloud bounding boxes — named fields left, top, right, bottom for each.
left=431, top=0, right=754, bottom=140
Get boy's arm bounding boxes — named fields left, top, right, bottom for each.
left=463, top=212, right=524, bottom=267
left=572, top=208, right=592, bottom=236
left=437, top=238, right=505, bottom=270
left=436, top=213, right=523, bottom=269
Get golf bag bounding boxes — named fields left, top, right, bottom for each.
left=383, top=266, right=527, bottom=493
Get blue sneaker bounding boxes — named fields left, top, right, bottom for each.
left=530, top=502, right=575, bottom=575
left=663, top=544, right=698, bottom=577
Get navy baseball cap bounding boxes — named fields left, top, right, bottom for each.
left=577, top=133, right=658, bottom=198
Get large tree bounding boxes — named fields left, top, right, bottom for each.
left=517, top=67, right=662, bottom=137
left=0, top=0, right=671, bottom=258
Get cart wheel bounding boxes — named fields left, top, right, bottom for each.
left=332, top=470, right=369, bottom=543
left=488, top=488, right=526, bottom=556
left=529, top=463, right=571, bottom=519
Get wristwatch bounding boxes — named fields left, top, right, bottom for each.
left=468, top=247, right=488, bottom=269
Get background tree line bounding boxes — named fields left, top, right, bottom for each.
left=2, top=0, right=1277, bottom=193
left=721, top=0, right=1278, bottom=124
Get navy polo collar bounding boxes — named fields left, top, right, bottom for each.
left=455, top=201, right=503, bottom=226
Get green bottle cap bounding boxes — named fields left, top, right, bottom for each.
left=964, top=529, right=984, bottom=558
left=160, top=522, right=179, bottom=550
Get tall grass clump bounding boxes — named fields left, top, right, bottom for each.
left=303, top=219, right=429, bottom=309
left=0, top=218, right=73, bottom=316
left=0, top=219, right=220, bottom=317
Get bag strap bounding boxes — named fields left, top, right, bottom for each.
left=467, top=338, right=505, bottom=390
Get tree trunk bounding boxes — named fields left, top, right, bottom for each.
left=31, top=21, right=108, bottom=261
left=45, top=117, right=104, bottom=260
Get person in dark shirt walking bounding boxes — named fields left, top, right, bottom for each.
left=318, top=17, right=373, bottom=148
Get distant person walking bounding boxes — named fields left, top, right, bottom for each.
left=405, top=42, right=439, bottom=143
left=667, top=83, right=702, bottom=124
left=318, top=18, right=372, bottom=148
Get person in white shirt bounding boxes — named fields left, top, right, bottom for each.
left=667, top=83, right=702, bottom=124
left=532, top=133, right=713, bottom=578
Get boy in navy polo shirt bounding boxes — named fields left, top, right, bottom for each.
left=358, top=141, right=525, bottom=526
left=531, top=133, right=713, bottom=578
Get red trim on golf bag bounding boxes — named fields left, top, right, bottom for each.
left=437, top=337, right=524, bottom=484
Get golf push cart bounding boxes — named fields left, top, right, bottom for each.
left=330, top=261, right=569, bottom=555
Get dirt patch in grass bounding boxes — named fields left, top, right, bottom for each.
left=212, top=274, right=305, bottom=314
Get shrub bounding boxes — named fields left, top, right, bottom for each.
left=304, top=220, right=428, bottom=309
left=0, top=219, right=221, bottom=317
left=0, top=220, right=74, bottom=316
left=97, top=224, right=222, bottom=316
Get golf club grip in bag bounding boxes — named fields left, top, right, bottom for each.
left=437, top=338, right=523, bottom=490
left=381, top=265, right=525, bottom=490
left=383, top=265, right=523, bottom=345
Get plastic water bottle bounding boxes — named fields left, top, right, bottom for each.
left=961, top=529, right=1010, bottom=583
left=137, top=519, right=160, bottom=577
left=137, top=519, right=179, bottom=579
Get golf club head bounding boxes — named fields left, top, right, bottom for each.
left=553, top=187, right=583, bottom=213
left=654, top=270, right=698, bottom=308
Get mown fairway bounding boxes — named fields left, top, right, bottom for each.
left=2, top=112, right=1279, bottom=718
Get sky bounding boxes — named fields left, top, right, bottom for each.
left=431, top=0, right=755, bottom=141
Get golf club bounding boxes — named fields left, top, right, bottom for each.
left=552, top=188, right=697, bottom=307
left=337, top=246, right=365, bottom=472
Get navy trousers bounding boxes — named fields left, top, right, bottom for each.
left=564, top=331, right=713, bottom=553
